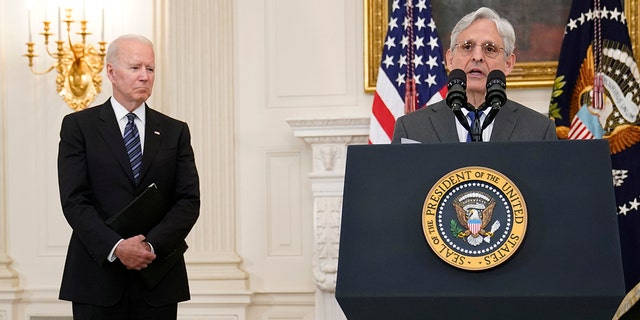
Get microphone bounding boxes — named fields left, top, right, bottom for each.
left=446, top=69, right=475, bottom=140
left=446, top=69, right=468, bottom=111
left=475, top=70, right=506, bottom=141
left=485, top=70, right=507, bottom=109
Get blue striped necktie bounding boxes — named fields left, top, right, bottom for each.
left=124, top=113, right=142, bottom=183
left=467, top=110, right=483, bottom=142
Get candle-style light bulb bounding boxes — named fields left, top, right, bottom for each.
left=57, top=7, right=61, bottom=41
left=28, top=10, right=32, bottom=42
left=101, top=9, right=105, bottom=41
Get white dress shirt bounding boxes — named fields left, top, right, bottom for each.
left=456, top=107, right=494, bottom=142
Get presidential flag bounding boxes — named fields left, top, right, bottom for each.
left=369, top=0, right=448, bottom=144
left=549, top=0, right=640, bottom=292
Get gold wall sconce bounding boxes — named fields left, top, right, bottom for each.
left=24, top=7, right=107, bottom=111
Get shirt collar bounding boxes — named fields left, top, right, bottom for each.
left=462, top=106, right=492, bottom=116
left=110, top=97, right=146, bottom=124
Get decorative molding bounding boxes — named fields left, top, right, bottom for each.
left=0, top=1, right=21, bottom=317
left=312, top=197, right=342, bottom=292
left=159, top=0, right=245, bottom=270
left=155, top=0, right=250, bottom=316
left=288, top=118, right=370, bottom=140
left=266, top=151, right=303, bottom=256
left=250, top=292, right=315, bottom=306
left=288, top=117, right=368, bottom=320
left=264, top=0, right=358, bottom=109
left=316, top=146, right=344, bottom=172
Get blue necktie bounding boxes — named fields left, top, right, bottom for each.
left=467, top=110, right=483, bottom=142
left=124, top=113, right=142, bottom=183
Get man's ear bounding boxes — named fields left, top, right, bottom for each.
left=503, top=53, right=516, bottom=76
left=106, top=63, right=115, bottom=82
left=445, top=49, right=453, bottom=68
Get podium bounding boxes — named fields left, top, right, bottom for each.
left=336, top=140, right=625, bottom=319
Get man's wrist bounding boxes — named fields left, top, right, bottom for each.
left=108, top=239, right=124, bottom=262
left=145, top=241, right=155, bottom=253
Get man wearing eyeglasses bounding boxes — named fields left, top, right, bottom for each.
left=392, top=7, right=557, bottom=143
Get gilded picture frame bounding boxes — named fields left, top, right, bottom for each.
left=364, top=0, right=639, bottom=92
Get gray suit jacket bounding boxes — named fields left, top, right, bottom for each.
left=391, top=99, right=557, bottom=143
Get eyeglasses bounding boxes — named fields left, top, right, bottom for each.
left=454, top=40, right=505, bottom=59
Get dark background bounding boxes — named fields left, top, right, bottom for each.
left=389, top=0, right=572, bottom=62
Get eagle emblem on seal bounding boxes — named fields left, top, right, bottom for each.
left=452, top=191, right=501, bottom=246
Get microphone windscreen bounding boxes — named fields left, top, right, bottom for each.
left=448, top=69, right=467, bottom=88
left=446, top=69, right=467, bottom=111
left=485, top=70, right=507, bottom=107
left=486, top=70, right=506, bottom=88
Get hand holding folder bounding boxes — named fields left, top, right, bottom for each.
left=106, top=183, right=187, bottom=288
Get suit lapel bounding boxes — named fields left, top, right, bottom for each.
left=490, top=101, right=518, bottom=141
left=96, top=101, right=136, bottom=182
left=139, top=106, right=163, bottom=183
left=430, top=102, right=460, bottom=142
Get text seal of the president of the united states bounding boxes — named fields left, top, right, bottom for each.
left=422, top=166, right=528, bottom=271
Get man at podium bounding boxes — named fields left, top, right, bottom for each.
left=391, top=7, right=557, bottom=143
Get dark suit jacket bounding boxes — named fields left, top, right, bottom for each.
left=391, top=99, right=557, bottom=143
left=57, top=99, right=200, bottom=307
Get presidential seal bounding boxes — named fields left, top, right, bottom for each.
left=422, top=166, right=527, bottom=271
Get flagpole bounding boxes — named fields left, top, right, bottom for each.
left=404, top=0, right=417, bottom=114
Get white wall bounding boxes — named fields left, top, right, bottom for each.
left=236, top=0, right=362, bottom=292
left=0, top=0, right=556, bottom=319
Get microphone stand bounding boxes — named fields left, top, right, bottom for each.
left=482, top=107, right=500, bottom=131
left=447, top=68, right=504, bottom=142
left=451, top=105, right=471, bottom=133
left=452, top=103, right=501, bottom=142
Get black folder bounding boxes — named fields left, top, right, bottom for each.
left=106, top=183, right=164, bottom=238
left=106, top=183, right=187, bottom=288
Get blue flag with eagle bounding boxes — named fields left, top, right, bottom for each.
left=549, top=0, right=640, bottom=292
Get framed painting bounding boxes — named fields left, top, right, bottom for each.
left=364, top=0, right=639, bottom=92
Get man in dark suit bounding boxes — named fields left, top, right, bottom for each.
left=57, top=34, right=200, bottom=319
left=392, top=7, right=557, bottom=143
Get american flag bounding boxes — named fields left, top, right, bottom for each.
left=368, top=0, right=448, bottom=144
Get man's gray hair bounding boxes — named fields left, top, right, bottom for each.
left=449, top=7, right=516, bottom=57
left=106, top=34, right=154, bottom=65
